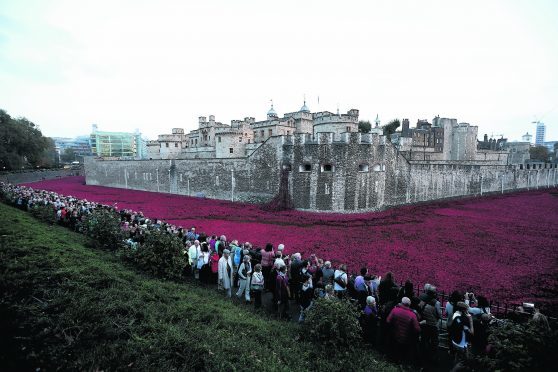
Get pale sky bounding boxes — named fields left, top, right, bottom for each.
left=1, top=0, right=557, bottom=142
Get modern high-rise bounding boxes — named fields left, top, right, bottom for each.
left=535, top=121, right=546, bottom=145
left=90, top=125, right=146, bottom=159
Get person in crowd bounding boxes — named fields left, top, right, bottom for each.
left=251, top=264, right=265, bottom=309
left=398, top=280, right=420, bottom=312
left=531, top=307, right=550, bottom=331
left=299, top=273, right=314, bottom=323
left=320, top=261, right=335, bottom=287
left=236, top=255, right=252, bottom=304
left=312, top=258, right=324, bottom=287
left=323, top=284, right=336, bottom=300
left=471, top=313, right=492, bottom=356
left=275, top=265, right=291, bottom=320
left=198, top=242, right=211, bottom=283
left=449, top=302, right=474, bottom=365
left=333, top=264, right=348, bottom=298
left=378, top=272, right=398, bottom=307
left=289, top=253, right=303, bottom=302
left=446, top=290, right=464, bottom=329
left=185, top=226, right=198, bottom=242
left=187, top=240, right=198, bottom=276
left=260, top=243, right=275, bottom=292
left=218, top=249, right=234, bottom=298
left=361, top=295, right=379, bottom=345
left=215, top=235, right=227, bottom=255
left=467, top=294, right=491, bottom=318
left=354, top=267, right=370, bottom=309
left=418, top=285, right=442, bottom=366
left=386, top=297, right=421, bottom=364
left=210, top=248, right=220, bottom=283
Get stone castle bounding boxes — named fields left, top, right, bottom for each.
left=85, top=102, right=558, bottom=212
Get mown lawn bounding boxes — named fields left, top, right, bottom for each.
left=0, top=203, right=397, bottom=371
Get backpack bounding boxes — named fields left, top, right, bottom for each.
left=233, top=247, right=241, bottom=266
left=449, top=315, right=465, bottom=345
left=334, top=272, right=347, bottom=289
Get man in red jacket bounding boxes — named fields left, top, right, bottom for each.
left=386, top=297, right=420, bottom=363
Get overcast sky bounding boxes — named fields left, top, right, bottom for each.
left=1, top=0, right=557, bottom=142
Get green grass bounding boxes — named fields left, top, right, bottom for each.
left=0, top=203, right=397, bottom=371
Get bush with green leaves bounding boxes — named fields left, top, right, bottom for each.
left=133, top=229, right=187, bottom=280
left=467, top=319, right=558, bottom=372
left=301, top=297, right=362, bottom=348
left=30, top=203, right=56, bottom=225
left=81, top=209, right=125, bottom=250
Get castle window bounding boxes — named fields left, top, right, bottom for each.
left=283, top=164, right=292, bottom=171
left=287, top=130, right=290, bottom=135
left=260, top=130, right=264, bottom=138
left=229, top=148, right=233, bottom=154
left=519, top=164, right=523, bottom=170
left=195, top=139, right=198, bottom=145
left=299, top=163, right=312, bottom=172
left=268, top=129, right=273, bottom=137
left=239, top=137, right=242, bottom=142
left=358, top=164, right=369, bottom=172
left=248, top=139, right=251, bottom=144
left=346, top=126, right=351, bottom=132
left=208, top=136, right=210, bottom=141
left=321, top=164, right=334, bottom=172
left=372, top=164, right=382, bottom=172
left=174, top=143, right=178, bottom=147
left=166, top=143, right=169, bottom=148
left=218, top=136, right=221, bottom=143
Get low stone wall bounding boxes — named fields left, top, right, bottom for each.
left=0, top=169, right=80, bottom=184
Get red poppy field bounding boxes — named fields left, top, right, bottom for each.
left=21, top=176, right=558, bottom=313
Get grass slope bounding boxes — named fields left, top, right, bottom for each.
left=0, top=203, right=396, bottom=371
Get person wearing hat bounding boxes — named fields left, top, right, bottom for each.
left=236, top=254, right=252, bottom=304
left=218, top=249, right=234, bottom=298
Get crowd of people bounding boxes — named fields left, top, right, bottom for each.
left=1, top=181, right=552, bottom=370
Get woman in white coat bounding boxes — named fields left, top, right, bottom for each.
left=218, top=249, right=234, bottom=297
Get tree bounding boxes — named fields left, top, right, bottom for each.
left=358, top=120, right=371, bottom=133
left=382, top=119, right=401, bottom=140
left=60, top=148, right=76, bottom=163
left=529, top=145, right=549, bottom=162
left=0, top=109, right=56, bottom=170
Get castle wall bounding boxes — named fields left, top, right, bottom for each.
left=85, top=134, right=558, bottom=212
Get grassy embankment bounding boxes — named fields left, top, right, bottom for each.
left=0, top=203, right=397, bottom=371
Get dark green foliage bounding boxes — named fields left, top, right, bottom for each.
left=468, top=320, right=558, bottom=372
left=0, top=203, right=398, bottom=372
left=358, top=120, right=372, bottom=133
left=132, top=229, right=187, bottom=280
left=29, top=204, right=56, bottom=225
left=529, top=145, right=549, bottom=162
left=383, top=119, right=401, bottom=140
left=0, top=109, right=56, bottom=170
left=81, top=209, right=125, bottom=250
left=60, top=148, right=76, bottom=163
left=301, top=297, right=362, bottom=348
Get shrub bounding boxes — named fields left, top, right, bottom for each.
left=81, top=209, right=125, bottom=250
left=30, top=204, right=56, bottom=225
left=301, top=297, right=362, bottom=348
left=467, top=319, right=558, bottom=371
left=133, top=229, right=187, bottom=280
